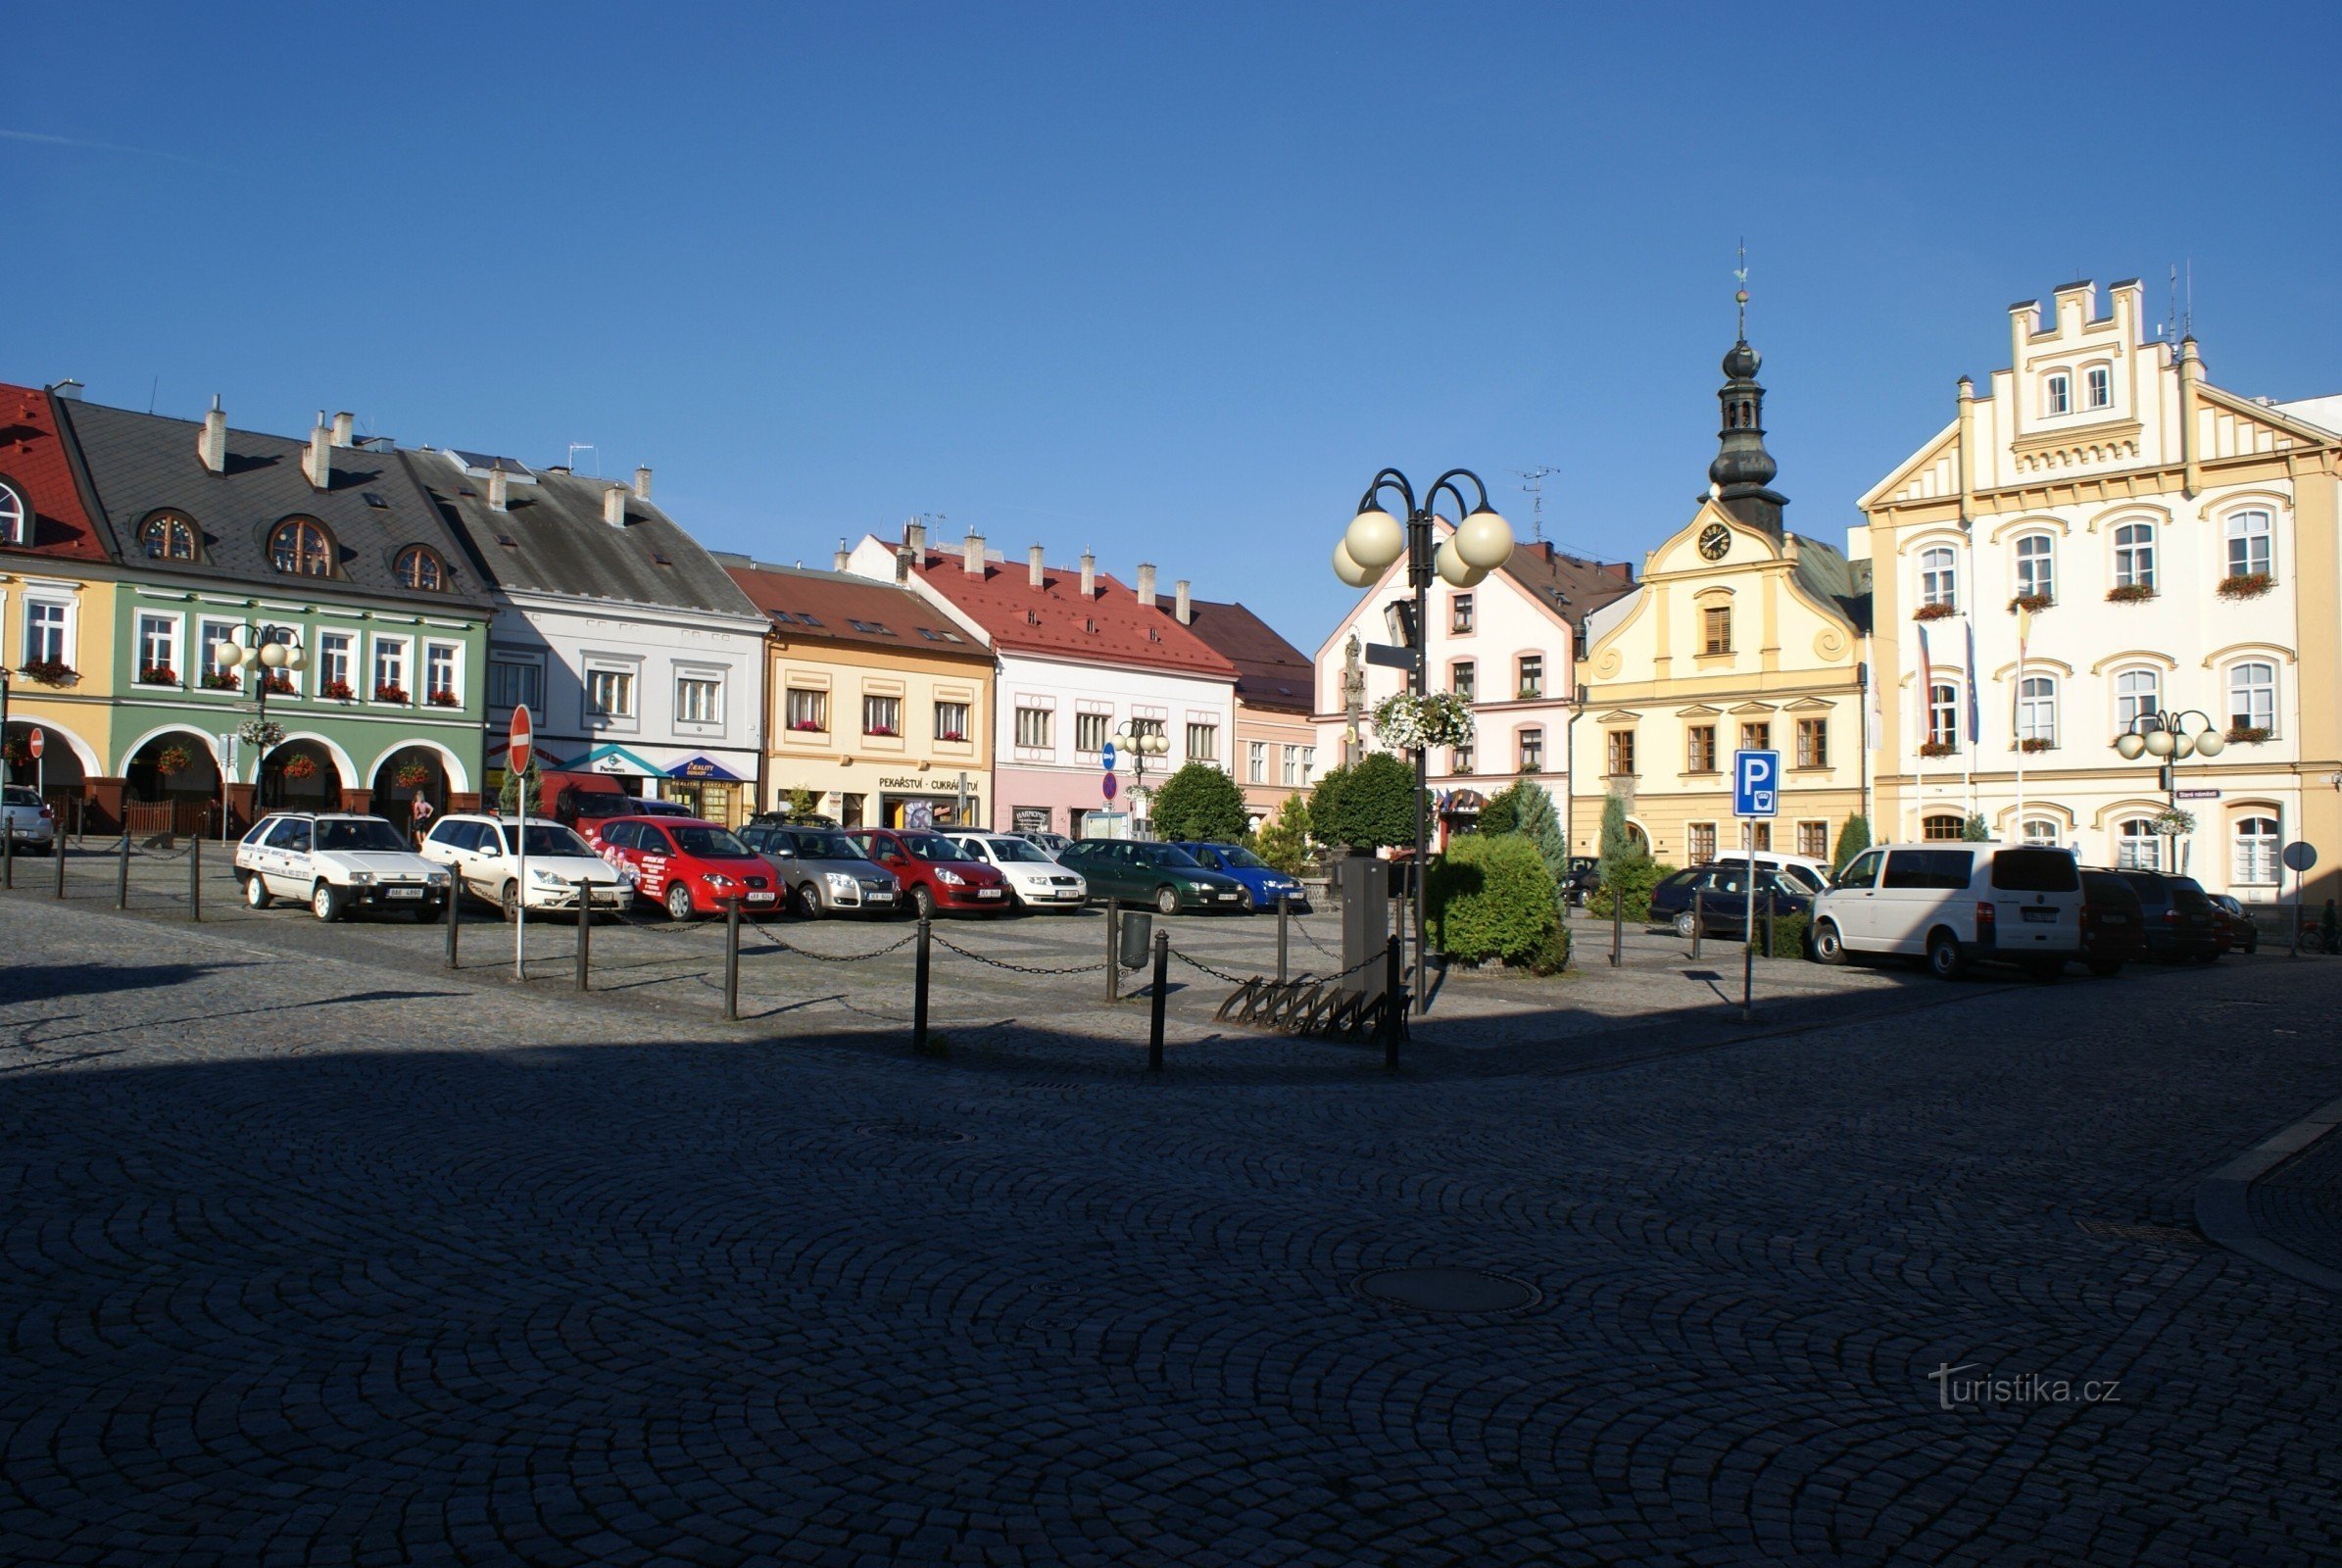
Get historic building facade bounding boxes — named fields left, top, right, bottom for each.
left=1568, top=329, right=1873, bottom=864
left=1168, top=594, right=1314, bottom=831
left=1856, top=279, right=2342, bottom=900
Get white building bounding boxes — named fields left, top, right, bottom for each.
left=1856, top=278, right=2342, bottom=900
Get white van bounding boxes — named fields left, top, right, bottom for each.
left=1810, top=842, right=2083, bottom=978
left=1703, top=851, right=1833, bottom=895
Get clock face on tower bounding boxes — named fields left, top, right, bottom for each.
left=1697, top=522, right=1731, bottom=561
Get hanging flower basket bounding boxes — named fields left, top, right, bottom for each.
left=281, top=755, right=318, bottom=782
left=236, top=717, right=286, bottom=751
left=1, top=742, right=26, bottom=772
left=395, top=762, right=432, bottom=789
left=2018, top=737, right=2053, bottom=754
left=2217, top=571, right=2273, bottom=600
left=137, top=664, right=179, bottom=686
left=2008, top=593, right=2052, bottom=614
left=1371, top=690, right=1476, bottom=752
left=320, top=678, right=355, bottom=701
left=2106, top=583, right=2156, bottom=604
left=1918, top=740, right=1958, bottom=759
left=202, top=669, right=241, bottom=691
left=2149, top=807, right=2196, bottom=837
left=1913, top=603, right=1957, bottom=621
left=2225, top=724, right=2271, bottom=744
left=157, top=745, right=194, bottom=775
left=19, top=660, right=76, bottom=687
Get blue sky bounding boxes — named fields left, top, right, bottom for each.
left=12, top=3, right=2340, bottom=648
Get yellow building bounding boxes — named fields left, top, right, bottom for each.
left=725, top=560, right=993, bottom=829
left=1569, top=327, right=1875, bottom=864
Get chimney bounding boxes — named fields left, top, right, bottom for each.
left=488, top=466, right=511, bottom=512
left=962, top=529, right=986, bottom=575
left=1174, top=579, right=1191, bottom=624
left=1135, top=563, right=1156, bottom=606
left=906, top=518, right=927, bottom=553
left=198, top=395, right=227, bottom=473
left=602, top=484, right=626, bottom=527
left=1080, top=549, right=1096, bottom=599
left=834, top=538, right=851, bottom=572
left=895, top=544, right=913, bottom=583
left=329, top=411, right=356, bottom=447
left=632, top=465, right=653, bottom=501
left=302, top=411, right=332, bottom=490
left=1028, top=544, right=1045, bottom=589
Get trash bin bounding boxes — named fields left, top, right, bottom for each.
left=1118, top=908, right=1153, bottom=969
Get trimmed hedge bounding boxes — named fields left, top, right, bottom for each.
left=1586, top=858, right=1676, bottom=923
left=1428, top=834, right=1557, bottom=965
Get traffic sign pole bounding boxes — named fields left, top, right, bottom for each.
left=510, top=706, right=533, bottom=981
left=1732, top=750, right=1780, bottom=1021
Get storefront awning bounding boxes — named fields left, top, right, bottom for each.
left=1439, top=788, right=1488, bottom=814
left=666, top=755, right=747, bottom=783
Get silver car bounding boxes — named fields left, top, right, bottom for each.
left=742, top=823, right=901, bottom=916
left=1, top=785, right=55, bottom=848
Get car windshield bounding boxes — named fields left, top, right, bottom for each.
left=1214, top=845, right=1269, bottom=870
left=501, top=824, right=596, bottom=858
left=315, top=819, right=410, bottom=853
left=670, top=826, right=752, bottom=858
left=903, top=833, right=974, bottom=862
left=567, top=793, right=635, bottom=817
left=1135, top=845, right=1203, bottom=869
left=983, top=838, right=1049, bottom=863
left=786, top=829, right=863, bottom=859
left=3, top=786, right=40, bottom=807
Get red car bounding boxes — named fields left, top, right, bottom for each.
left=848, top=827, right=1009, bottom=918
left=586, top=814, right=780, bottom=921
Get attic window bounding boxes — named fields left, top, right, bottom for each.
left=916, top=627, right=940, bottom=641
left=769, top=611, right=797, bottom=625
left=934, top=628, right=963, bottom=643
left=495, top=534, right=517, bottom=548
left=847, top=618, right=897, bottom=636
left=362, top=491, right=390, bottom=510
left=651, top=552, right=672, bottom=566
left=458, top=486, right=477, bottom=498
left=796, top=612, right=824, bottom=627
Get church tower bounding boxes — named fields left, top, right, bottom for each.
left=1708, top=275, right=1788, bottom=536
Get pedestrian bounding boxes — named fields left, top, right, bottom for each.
left=410, top=792, right=435, bottom=848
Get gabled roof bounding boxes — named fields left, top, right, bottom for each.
left=721, top=558, right=992, bottom=661
left=1174, top=598, right=1313, bottom=711
left=1788, top=534, right=1874, bottom=634
left=56, top=397, right=490, bottom=608
left=894, top=543, right=1238, bottom=681
left=409, top=450, right=757, bottom=621
left=0, top=385, right=110, bottom=563
left=1492, top=540, right=1638, bottom=626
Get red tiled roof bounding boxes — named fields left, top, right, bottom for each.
left=0, top=384, right=111, bottom=562
left=1176, top=598, right=1313, bottom=711
left=724, top=560, right=992, bottom=661
left=903, top=546, right=1239, bottom=680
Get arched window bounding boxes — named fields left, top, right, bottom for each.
left=2021, top=817, right=2061, bottom=847
left=2084, top=365, right=2112, bottom=409
left=268, top=517, right=332, bottom=576
left=2223, top=510, right=2273, bottom=580
left=2234, top=816, right=2280, bottom=886
left=140, top=512, right=197, bottom=561
left=2017, top=675, right=2057, bottom=747
left=395, top=545, right=446, bottom=592
left=1927, top=682, right=1960, bottom=750
left=2116, top=817, right=2162, bottom=871
left=1923, top=812, right=1965, bottom=842
left=2114, top=668, right=2160, bottom=732
left=2044, top=373, right=2071, bottom=416
left=2014, top=534, right=2055, bottom=602
left=2226, top=662, right=2276, bottom=734
left=0, top=481, right=24, bottom=545
left=2113, top=521, right=2156, bottom=591
left=1919, top=546, right=1958, bottom=610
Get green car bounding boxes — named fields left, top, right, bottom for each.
left=1059, top=840, right=1249, bottom=914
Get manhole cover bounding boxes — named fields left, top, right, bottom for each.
left=856, top=1122, right=972, bottom=1145
left=1354, top=1266, right=1541, bottom=1314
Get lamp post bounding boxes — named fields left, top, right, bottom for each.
left=0, top=666, right=12, bottom=789
left=216, top=623, right=306, bottom=816
left=1113, top=724, right=1170, bottom=836
left=2113, top=708, right=2222, bottom=872
left=1333, top=467, right=1514, bottom=1014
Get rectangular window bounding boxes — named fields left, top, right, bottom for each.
left=862, top=695, right=902, bottom=736
left=485, top=654, right=536, bottom=710
left=1297, top=746, right=1315, bottom=784
left=2045, top=373, right=2070, bottom=416
left=1687, top=822, right=1717, bottom=864
left=136, top=613, right=178, bottom=680
left=1686, top=724, right=1716, bottom=773
left=373, top=636, right=410, bottom=701
left=1517, top=655, right=1543, bottom=699
left=1246, top=741, right=1267, bottom=783
left=2227, top=663, right=2276, bottom=733
left=2017, top=677, right=2057, bottom=746
left=1927, top=684, right=1959, bottom=750
left=1015, top=707, right=1052, bottom=749
left=318, top=632, right=358, bottom=698
left=2114, top=524, right=2156, bottom=590
left=785, top=687, right=828, bottom=732
left=677, top=675, right=723, bottom=725
left=1702, top=606, right=1732, bottom=655
left=585, top=666, right=633, bottom=718
left=1075, top=712, right=1109, bottom=754
left=1451, top=661, right=1475, bottom=702
left=424, top=642, right=460, bottom=703
left=1751, top=821, right=1772, bottom=852
left=1739, top=720, right=1771, bottom=753
left=1606, top=729, right=1635, bottom=776
left=198, top=619, right=240, bottom=687
left=1797, top=820, right=1829, bottom=859
left=2015, top=535, right=2055, bottom=602
left=1518, top=729, right=1545, bottom=774
left=1451, top=740, right=1475, bottom=776
left=24, top=601, right=68, bottom=666
left=1450, top=594, right=1475, bottom=634
left=1795, top=717, right=1828, bottom=767
left=1185, top=722, right=1217, bottom=762
left=2085, top=366, right=2111, bottom=409
left=934, top=701, right=970, bottom=742
left=1281, top=746, right=1300, bottom=786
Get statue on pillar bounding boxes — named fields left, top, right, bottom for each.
left=1341, top=633, right=1366, bottom=766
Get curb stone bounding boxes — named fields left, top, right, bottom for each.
left=2195, top=1092, right=2342, bottom=1294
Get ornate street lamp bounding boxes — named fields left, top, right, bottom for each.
left=2113, top=709, right=2222, bottom=869
left=1334, top=467, right=1513, bottom=1014
left=217, top=623, right=306, bottom=813
left=1114, top=724, right=1171, bottom=833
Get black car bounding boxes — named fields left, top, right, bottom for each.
left=2078, top=868, right=2148, bottom=976
left=1648, top=862, right=1811, bottom=938
left=2119, top=869, right=2220, bottom=963
left=1561, top=857, right=1602, bottom=907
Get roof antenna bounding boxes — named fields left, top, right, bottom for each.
left=2163, top=265, right=2177, bottom=342
left=147, top=375, right=159, bottom=415
left=2184, top=258, right=2194, bottom=337
left=567, top=442, right=598, bottom=475
left=1733, top=238, right=1749, bottom=339
left=1510, top=466, right=1559, bottom=544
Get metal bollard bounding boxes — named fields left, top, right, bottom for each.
left=1690, top=896, right=1702, bottom=959
left=1275, top=892, right=1289, bottom=984
left=722, top=895, right=742, bottom=1021
left=53, top=830, right=65, bottom=899
left=1741, top=929, right=1755, bottom=1023
left=116, top=832, right=129, bottom=909
left=1104, top=904, right=1119, bottom=1004
left=4, top=822, right=13, bottom=889
left=1610, top=895, right=1623, bottom=967
left=1383, top=936, right=1403, bottom=1071
left=444, top=872, right=461, bottom=967
left=574, top=901, right=592, bottom=991
left=189, top=834, right=201, bottom=922
left=1147, top=930, right=1169, bottom=1073
left=913, top=916, right=932, bottom=1053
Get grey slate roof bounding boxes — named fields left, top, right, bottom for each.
left=1789, top=533, right=1874, bottom=634
left=408, top=450, right=760, bottom=621
left=58, top=398, right=493, bottom=609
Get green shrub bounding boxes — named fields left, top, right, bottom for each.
left=1586, top=858, right=1676, bottom=922
left=1475, top=782, right=1525, bottom=836
left=1763, top=911, right=1810, bottom=959
left=1150, top=760, right=1249, bottom=843
left=1249, top=793, right=1314, bottom=875
left=1831, top=814, right=1871, bottom=872
left=1427, top=834, right=1556, bottom=964
left=1522, top=919, right=1572, bottom=976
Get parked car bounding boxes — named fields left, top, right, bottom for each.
left=2, top=785, right=56, bottom=848
left=847, top=827, right=1010, bottom=919
left=418, top=813, right=630, bottom=919
left=234, top=811, right=451, bottom=922
left=1711, top=851, right=1833, bottom=894
left=1809, top=842, right=2082, bottom=978
left=950, top=832, right=1088, bottom=911
left=740, top=821, right=900, bottom=917
left=2208, top=893, right=2262, bottom=956
left=1171, top=842, right=1310, bottom=912
left=1019, top=830, right=1076, bottom=859
left=1057, top=840, right=1248, bottom=914
left=746, top=809, right=842, bottom=830
left=2077, top=868, right=2149, bottom=977
left=1650, top=862, right=1813, bottom=938
left=587, top=814, right=779, bottom=920
left=2119, top=871, right=2220, bottom=963
left=1560, top=857, right=1601, bottom=906
left=539, top=771, right=698, bottom=829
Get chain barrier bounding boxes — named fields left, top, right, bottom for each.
left=762, top=930, right=919, bottom=963
left=929, top=933, right=1105, bottom=975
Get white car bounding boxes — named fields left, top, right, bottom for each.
left=1702, top=850, right=1833, bottom=894
left=419, top=813, right=632, bottom=918
left=1809, top=842, right=2084, bottom=978
left=235, top=811, right=451, bottom=922
left=951, top=832, right=1089, bottom=910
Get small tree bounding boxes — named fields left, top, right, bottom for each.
left=1250, top=793, right=1314, bottom=875
left=1475, top=780, right=1527, bottom=837
left=1427, top=834, right=1556, bottom=964
left=1962, top=812, right=1991, bottom=842
left=1150, top=761, right=1249, bottom=844
left=788, top=787, right=824, bottom=817
left=1586, top=858, right=1677, bottom=923
left=1309, top=752, right=1419, bottom=850
left=497, top=758, right=543, bottom=817
left=1510, top=782, right=1569, bottom=886
left=1596, top=792, right=1645, bottom=884
left=1832, top=813, right=1871, bottom=872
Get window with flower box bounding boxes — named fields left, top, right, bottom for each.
left=935, top=701, right=970, bottom=743
left=372, top=637, right=411, bottom=704
left=424, top=643, right=461, bottom=707
left=136, top=613, right=180, bottom=685
left=784, top=688, right=828, bottom=733
left=862, top=695, right=901, bottom=737
left=2226, top=662, right=2276, bottom=737
left=318, top=633, right=357, bottom=700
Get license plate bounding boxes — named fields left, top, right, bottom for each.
left=388, top=887, right=423, bottom=900
left=2021, top=907, right=2056, bottom=923
left=747, top=893, right=777, bottom=905
left=975, top=888, right=1003, bottom=899
left=867, top=892, right=894, bottom=903
left=2100, top=913, right=2128, bottom=925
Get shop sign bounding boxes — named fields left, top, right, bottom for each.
left=877, top=774, right=927, bottom=790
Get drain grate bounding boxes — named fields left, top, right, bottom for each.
left=1355, top=1266, right=1541, bottom=1314
left=856, top=1122, right=973, bottom=1145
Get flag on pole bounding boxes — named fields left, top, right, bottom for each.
left=1964, top=619, right=1981, bottom=746
left=2015, top=602, right=2032, bottom=653
left=1916, top=622, right=1933, bottom=746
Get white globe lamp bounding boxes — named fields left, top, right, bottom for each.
left=2145, top=729, right=2176, bottom=759
left=2194, top=728, right=2226, bottom=758
left=2114, top=732, right=2147, bottom=760
left=1452, top=506, right=1515, bottom=570
left=1434, top=537, right=1486, bottom=588
left=1343, top=507, right=1406, bottom=572
left=216, top=640, right=245, bottom=669
left=1331, top=540, right=1376, bottom=588
left=259, top=642, right=287, bottom=669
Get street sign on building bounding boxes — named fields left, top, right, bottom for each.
left=1732, top=749, right=1779, bottom=818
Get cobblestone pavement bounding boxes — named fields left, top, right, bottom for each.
left=3, top=894, right=2339, bottom=1565
left=2249, top=1113, right=2342, bottom=1278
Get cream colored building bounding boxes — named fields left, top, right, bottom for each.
left=1857, top=278, right=2342, bottom=901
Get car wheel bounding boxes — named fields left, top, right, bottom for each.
left=1239, top=887, right=1257, bottom=913
left=1810, top=919, right=1847, bottom=965
left=413, top=900, right=441, bottom=923
left=911, top=885, right=936, bottom=921
left=2086, top=957, right=2124, bottom=978
left=790, top=883, right=818, bottom=918
left=500, top=881, right=520, bottom=922
left=1926, top=927, right=1967, bottom=980
left=1154, top=885, right=1180, bottom=916
left=243, top=872, right=272, bottom=910
left=312, top=881, right=345, bottom=923
left=1673, top=909, right=1697, bottom=939
left=665, top=881, right=697, bottom=921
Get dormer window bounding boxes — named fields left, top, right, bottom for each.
left=268, top=516, right=333, bottom=577
left=0, top=481, right=24, bottom=546
left=395, top=544, right=446, bottom=592
left=2044, top=373, right=2070, bottom=416
left=140, top=512, right=198, bottom=561
left=2085, top=366, right=2111, bottom=409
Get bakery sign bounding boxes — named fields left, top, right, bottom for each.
left=877, top=775, right=933, bottom=790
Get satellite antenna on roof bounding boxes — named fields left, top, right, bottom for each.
left=566, top=443, right=598, bottom=475
left=1510, top=466, right=1559, bottom=543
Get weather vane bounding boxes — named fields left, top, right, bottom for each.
left=1733, top=238, right=1749, bottom=339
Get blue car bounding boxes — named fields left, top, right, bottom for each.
left=1171, top=842, right=1312, bottom=913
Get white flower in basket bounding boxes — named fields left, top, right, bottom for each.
left=237, top=718, right=287, bottom=751
left=1371, top=691, right=1476, bottom=752
left=2149, top=808, right=2196, bottom=837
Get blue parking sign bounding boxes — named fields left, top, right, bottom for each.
left=1732, top=749, right=1780, bottom=818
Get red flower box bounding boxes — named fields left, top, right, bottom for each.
left=374, top=684, right=411, bottom=705
left=259, top=672, right=297, bottom=696
left=137, top=664, right=178, bottom=686
left=202, top=669, right=241, bottom=691
left=320, top=679, right=355, bottom=701
left=427, top=689, right=461, bottom=708
left=1913, top=603, right=1957, bottom=622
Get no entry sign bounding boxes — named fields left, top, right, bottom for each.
left=26, top=728, right=43, bottom=760
left=508, top=705, right=533, bottom=777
